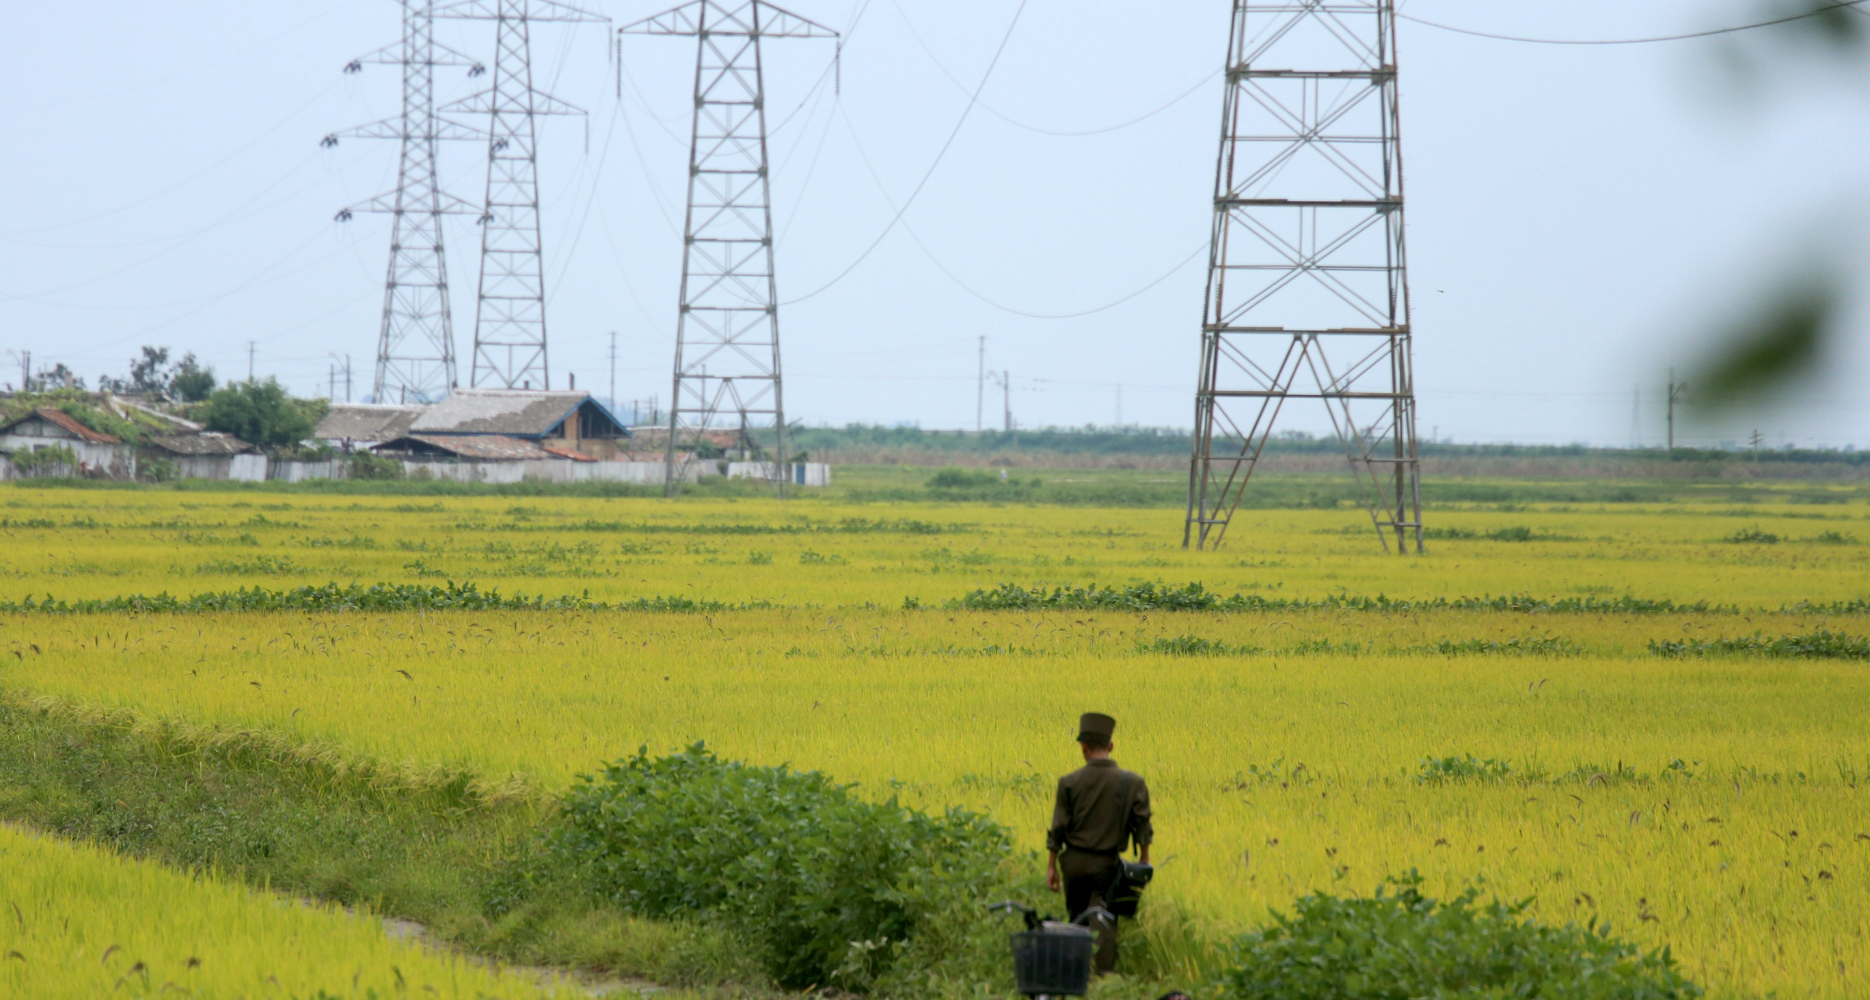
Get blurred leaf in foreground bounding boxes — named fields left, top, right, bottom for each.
left=1690, top=275, right=1839, bottom=406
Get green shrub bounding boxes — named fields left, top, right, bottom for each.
left=927, top=468, right=1008, bottom=489
left=1415, top=754, right=1513, bottom=784
left=1220, top=873, right=1701, bottom=1000
left=9, top=444, right=79, bottom=477
left=1726, top=527, right=1780, bottom=544
left=1425, top=636, right=1579, bottom=656
left=537, top=744, right=1009, bottom=991
left=346, top=452, right=405, bottom=480
left=1137, top=634, right=1261, bottom=656
left=1649, top=630, right=1868, bottom=660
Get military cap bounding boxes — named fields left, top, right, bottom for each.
left=1078, top=712, right=1116, bottom=742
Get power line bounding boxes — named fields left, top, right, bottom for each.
left=834, top=104, right=1203, bottom=320
left=891, top=0, right=1218, bottom=137
left=781, top=0, right=1032, bottom=305
left=1399, top=0, right=1870, bottom=46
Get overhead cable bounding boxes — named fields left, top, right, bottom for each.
left=780, top=0, right=1032, bottom=305
left=835, top=104, right=1203, bottom=319
left=1399, top=0, right=1869, bottom=45
left=892, top=0, right=1218, bottom=137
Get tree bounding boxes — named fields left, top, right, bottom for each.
left=30, top=363, right=83, bottom=392
left=96, top=346, right=215, bottom=402
left=197, top=378, right=324, bottom=450
left=169, top=354, right=216, bottom=402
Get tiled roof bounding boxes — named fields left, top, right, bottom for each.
left=314, top=404, right=424, bottom=442
left=540, top=445, right=597, bottom=463
left=0, top=407, right=120, bottom=444
left=409, top=389, right=587, bottom=437
left=375, top=433, right=555, bottom=460
left=145, top=432, right=256, bottom=457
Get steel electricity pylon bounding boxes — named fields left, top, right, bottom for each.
left=437, top=0, right=608, bottom=391
left=1185, top=0, right=1422, bottom=553
left=326, top=0, right=486, bottom=403
left=619, top=1, right=837, bottom=494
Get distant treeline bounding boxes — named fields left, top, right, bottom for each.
left=790, top=424, right=1870, bottom=466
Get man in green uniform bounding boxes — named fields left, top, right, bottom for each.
left=1046, top=711, right=1152, bottom=974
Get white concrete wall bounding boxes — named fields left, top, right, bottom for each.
left=228, top=454, right=269, bottom=482
left=727, top=462, right=830, bottom=487
left=394, top=459, right=693, bottom=485
left=268, top=460, right=345, bottom=483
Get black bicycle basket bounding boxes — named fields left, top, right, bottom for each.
left=1011, top=922, right=1094, bottom=996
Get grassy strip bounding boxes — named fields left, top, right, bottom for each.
left=5, top=578, right=1866, bottom=616
left=0, top=692, right=1206, bottom=999
left=0, top=582, right=768, bottom=615
left=953, top=581, right=1870, bottom=615
left=0, top=692, right=777, bottom=991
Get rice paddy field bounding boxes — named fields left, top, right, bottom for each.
left=1, top=479, right=1868, bottom=998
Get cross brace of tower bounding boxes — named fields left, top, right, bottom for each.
left=620, top=0, right=838, bottom=496
left=436, top=0, right=608, bottom=392
left=326, top=0, right=488, bottom=404
left=1185, top=0, right=1423, bottom=553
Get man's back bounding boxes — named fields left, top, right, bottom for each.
left=1049, top=758, right=1152, bottom=857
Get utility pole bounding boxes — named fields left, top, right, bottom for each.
left=326, top=0, right=485, bottom=404
left=1630, top=385, right=1640, bottom=449
left=1115, top=384, right=1122, bottom=428
left=1749, top=428, right=1764, bottom=459
left=976, top=335, right=985, bottom=434
left=330, top=362, right=337, bottom=400
left=621, top=1, right=838, bottom=496
left=1185, top=0, right=1421, bottom=554
left=248, top=341, right=256, bottom=381
left=1667, top=369, right=1687, bottom=451
left=608, top=331, right=617, bottom=413
left=438, top=0, right=608, bottom=391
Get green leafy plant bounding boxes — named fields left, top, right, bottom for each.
left=1726, top=526, right=1781, bottom=544
left=1416, top=754, right=1514, bottom=784
left=1220, top=872, right=1701, bottom=1000
left=1424, top=636, right=1580, bottom=656
left=1649, top=630, right=1868, bottom=660
left=196, top=378, right=327, bottom=449
left=528, top=743, right=1009, bottom=991
left=9, top=444, right=79, bottom=477
left=1137, top=634, right=1261, bottom=656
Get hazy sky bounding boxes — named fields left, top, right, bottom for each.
left=3, top=1, right=1868, bottom=447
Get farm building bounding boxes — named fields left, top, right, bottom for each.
left=0, top=407, right=137, bottom=480
left=312, top=403, right=425, bottom=452
left=142, top=432, right=268, bottom=482
left=375, top=389, right=633, bottom=461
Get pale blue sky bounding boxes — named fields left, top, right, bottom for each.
left=2, top=1, right=1866, bottom=447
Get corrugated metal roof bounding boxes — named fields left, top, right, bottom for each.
left=409, top=389, right=586, bottom=436
left=146, top=432, right=256, bottom=457
left=375, top=433, right=555, bottom=460
left=314, top=404, right=424, bottom=442
left=0, top=407, right=120, bottom=444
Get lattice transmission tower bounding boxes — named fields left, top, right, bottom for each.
left=327, top=0, right=486, bottom=403
left=619, top=1, right=837, bottom=494
left=437, top=0, right=609, bottom=390
left=1185, top=0, right=1422, bottom=553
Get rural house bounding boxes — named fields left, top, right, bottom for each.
left=372, top=388, right=632, bottom=462
left=142, top=432, right=267, bottom=482
left=0, top=407, right=137, bottom=480
left=312, top=403, right=425, bottom=453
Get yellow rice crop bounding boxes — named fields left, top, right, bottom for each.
left=0, top=822, right=558, bottom=999
left=2, top=483, right=1868, bottom=997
